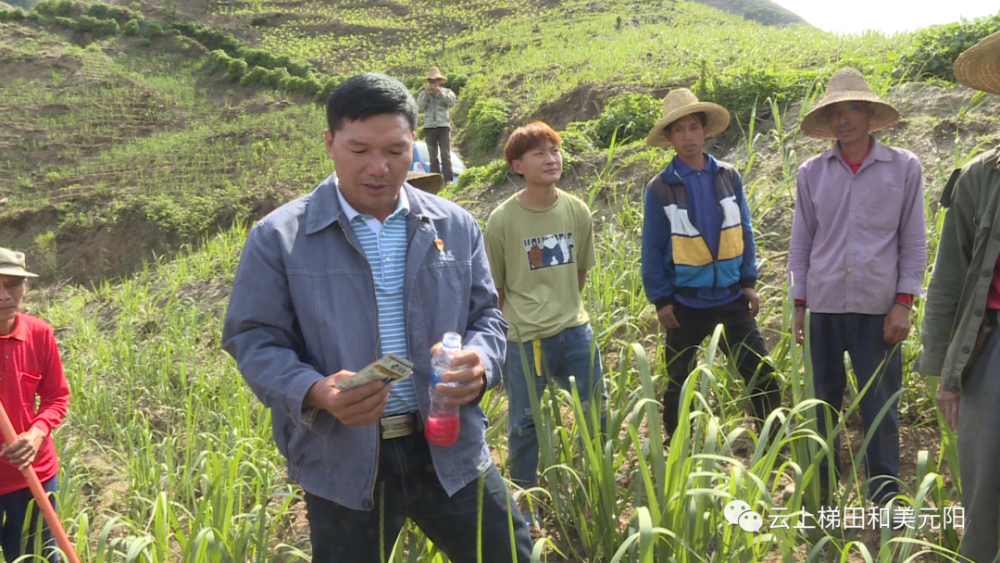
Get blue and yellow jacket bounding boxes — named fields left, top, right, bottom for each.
left=641, top=155, right=759, bottom=310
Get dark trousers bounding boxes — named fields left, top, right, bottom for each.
left=662, top=294, right=780, bottom=439
left=0, top=477, right=59, bottom=563
left=959, top=321, right=1000, bottom=563
left=809, top=313, right=901, bottom=503
left=304, top=433, right=532, bottom=563
left=423, top=127, right=453, bottom=182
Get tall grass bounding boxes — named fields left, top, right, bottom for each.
left=11, top=42, right=987, bottom=563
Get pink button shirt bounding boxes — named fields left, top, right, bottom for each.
left=789, top=141, right=927, bottom=314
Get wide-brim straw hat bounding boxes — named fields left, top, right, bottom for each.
left=646, top=89, right=730, bottom=148
left=406, top=171, right=444, bottom=195
left=423, top=67, right=448, bottom=83
left=0, top=247, right=38, bottom=278
left=800, top=67, right=901, bottom=140
left=954, top=31, right=1000, bottom=95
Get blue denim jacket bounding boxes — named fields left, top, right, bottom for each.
left=222, top=175, right=507, bottom=510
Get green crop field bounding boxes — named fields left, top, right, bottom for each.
left=2, top=0, right=1000, bottom=560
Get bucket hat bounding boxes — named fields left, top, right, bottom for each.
left=0, top=247, right=38, bottom=278
left=645, top=88, right=730, bottom=148
left=954, top=31, right=1000, bottom=94
left=800, top=67, right=901, bottom=140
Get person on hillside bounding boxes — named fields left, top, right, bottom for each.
left=788, top=68, right=927, bottom=505
left=417, top=67, right=457, bottom=184
left=641, top=89, right=780, bottom=444
left=0, top=248, right=69, bottom=563
left=221, top=73, right=532, bottom=563
left=917, top=31, right=1000, bottom=563
left=483, top=121, right=606, bottom=538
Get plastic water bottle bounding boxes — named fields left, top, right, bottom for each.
left=426, top=332, right=462, bottom=447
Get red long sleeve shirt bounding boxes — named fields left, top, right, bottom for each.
left=0, top=313, right=70, bottom=496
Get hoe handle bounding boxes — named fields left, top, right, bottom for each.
left=0, top=396, right=81, bottom=563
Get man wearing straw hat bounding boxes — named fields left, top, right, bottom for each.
left=641, top=89, right=780, bottom=443
left=789, top=68, right=927, bottom=505
left=418, top=67, right=457, bottom=183
left=918, top=31, right=1000, bottom=563
left=0, top=248, right=69, bottom=563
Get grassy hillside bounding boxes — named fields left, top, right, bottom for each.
left=3, top=0, right=1000, bottom=561
left=0, top=19, right=330, bottom=283
left=691, top=0, right=807, bottom=26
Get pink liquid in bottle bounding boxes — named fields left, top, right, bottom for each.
left=425, top=413, right=460, bottom=447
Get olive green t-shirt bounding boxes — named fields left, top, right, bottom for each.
left=484, top=189, right=596, bottom=342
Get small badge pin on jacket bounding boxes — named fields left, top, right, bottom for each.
left=435, top=239, right=444, bottom=252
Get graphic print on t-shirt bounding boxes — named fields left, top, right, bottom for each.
left=523, top=232, right=575, bottom=271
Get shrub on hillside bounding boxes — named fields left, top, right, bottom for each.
left=100, top=17, right=118, bottom=35
left=122, top=17, right=139, bottom=35
left=559, top=122, right=597, bottom=156
left=317, top=75, right=346, bottom=103
left=208, top=49, right=232, bottom=72
left=85, top=2, right=107, bottom=19
left=1, top=7, right=27, bottom=19
left=53, top=15, right=72, bottom=27
left=34, top=0, right=74, bottom=17
left=455, top=158, right=509, bottom=191
left=695, top=66, right=825, bottom=121
left=106, top=5, right=128, bottom=21
left=897, top=13, right=1000, bottom=81
left=171, top=21, right=241, bottom=54
left=72, top=14, right=98, bottom=31
left=592, top=92, right=661, bottom=148
left=145, top=21, right=163, bottom=37
left=280, top=75, right=323, bottom=97
left=240, top=66, right=289, bottom=88
left=226, top=58, right=247, bottom=80
left=237, top=47, right=311, bottom=78
left=467, top=97, right=509, bottom=156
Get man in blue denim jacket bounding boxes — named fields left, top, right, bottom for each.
left=222, top=73, right=531, bottom=563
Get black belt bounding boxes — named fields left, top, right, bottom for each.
left=379, top=412, right=422, bottom=439
left=673, top=283, right=742, bottom=298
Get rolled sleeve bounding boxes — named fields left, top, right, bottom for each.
left=221, top=223, right=325, bottom=427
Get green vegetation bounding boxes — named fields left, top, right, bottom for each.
left=2, top=0, right=999, bottom=559
left=897, top=12, right=1000, bottom=81
left=590, top=92, right=662, bottom=148
left=466, top=97, right=510, bottom=157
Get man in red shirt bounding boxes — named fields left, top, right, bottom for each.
left=0, top=248, right=69, bottom=563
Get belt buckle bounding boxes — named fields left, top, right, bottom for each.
left=380, top=413, right=417, bottom=439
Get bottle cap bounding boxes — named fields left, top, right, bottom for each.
left=441, top=332, right=462, bottom=350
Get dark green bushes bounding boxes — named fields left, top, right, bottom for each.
left=897, top=13, right=1000, bottom=81
left=466, top=97, right=509, bottom=156
left=591, top=92, right=660, bottom=147
left=694, top=65, right=826, bottom=121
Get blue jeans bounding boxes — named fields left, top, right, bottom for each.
left=810, top=313, right=902, bottom=503
left=504, top=323, right=607, bottom=489
left=0, top=476, right=59, bottom=563
left=304, top=433, right=532, bottom=563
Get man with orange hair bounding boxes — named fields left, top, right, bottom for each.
left=484, top=121, right=605, bottom=537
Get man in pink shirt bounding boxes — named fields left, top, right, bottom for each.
left=788, top=68, right=927, bottom=505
